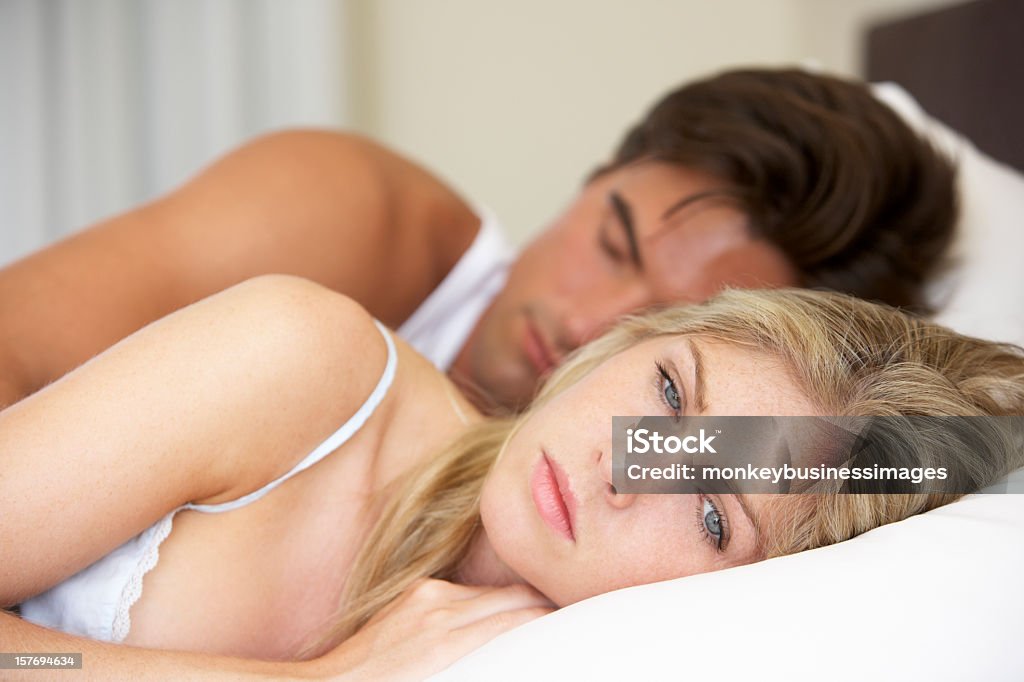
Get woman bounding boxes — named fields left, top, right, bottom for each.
left=2, top=275, right=1021, bottom=680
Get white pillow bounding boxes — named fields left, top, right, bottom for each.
left=432, top=494, right=1024, bottom=681
left=431, top=87, right=1024, bottom=681
left=872, top=82, right=1024, bottom=348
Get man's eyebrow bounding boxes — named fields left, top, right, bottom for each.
left=609, top=191, right=643, bottom=269
left=657, top=188, right=744, bottom=233
left=686, top=338, right=708, bottom=413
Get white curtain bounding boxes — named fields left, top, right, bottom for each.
left=0, top=0, right=350, bottom=267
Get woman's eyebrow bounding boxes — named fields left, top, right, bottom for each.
left=733, top=493, right=757, bottom=534
left=719, top=487, right=760, bottom=555
left=685, top=338, right=708, bottom=413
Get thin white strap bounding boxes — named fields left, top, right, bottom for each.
left=442, top=377, right=470, bottom=426
left=185, top=319, right=398, bottom=514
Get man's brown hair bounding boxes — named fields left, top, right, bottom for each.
left=595, top=68, right=957, bottom=310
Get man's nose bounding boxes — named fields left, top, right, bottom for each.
left=561, top=311, right=608, bottom=350
left=598, top=449, right=637, bottom=510
left=559, top=288, right=648, bottom=350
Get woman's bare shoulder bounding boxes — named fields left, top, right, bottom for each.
left=369, top=335, right=485, bottom=491
left=0, top=274, right=388, bottom=606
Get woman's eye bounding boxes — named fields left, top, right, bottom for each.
left=695, top=494, right=729, bottom=552
left=702, top=497, right=722, bottom=542
left=662, top=373, right=681, bottom=410
left=655, top=362, right=683, bottom=416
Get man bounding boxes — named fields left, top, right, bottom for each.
left=0, top=68, right=955, bottom=411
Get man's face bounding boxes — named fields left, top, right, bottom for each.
left=451, top=160, right=799, bottom=410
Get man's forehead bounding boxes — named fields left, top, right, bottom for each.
left=639, top=202, right=765, bottom=301
left=593, top=161, right=798, bottom=300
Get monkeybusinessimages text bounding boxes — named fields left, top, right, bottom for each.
left=624, top=427, right=950, bottom=485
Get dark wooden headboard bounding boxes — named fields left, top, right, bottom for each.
left=865, top=0, right=1024, bottom=172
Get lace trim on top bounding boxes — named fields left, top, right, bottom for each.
left=111, top=510, right=177, bottom=642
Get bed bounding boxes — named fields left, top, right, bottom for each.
left=431, top=2, right=1024, bottom=679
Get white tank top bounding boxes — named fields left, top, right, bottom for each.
left=398, top=205, right=512, bottom=370
left=19, top=320, right=398, bottom=643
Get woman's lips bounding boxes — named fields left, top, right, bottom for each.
left=530, top=451, right=577, bottom=543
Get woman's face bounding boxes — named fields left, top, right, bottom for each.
left=478, top=334, right=818, bottom=606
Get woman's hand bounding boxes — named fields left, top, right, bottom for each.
left=312, top=578, right=555, bottom=682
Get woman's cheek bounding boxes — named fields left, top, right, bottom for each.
left=616, top=503, right=700, bottom=583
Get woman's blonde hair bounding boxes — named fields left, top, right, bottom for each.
left=311, top=288, right=1024, bottom=652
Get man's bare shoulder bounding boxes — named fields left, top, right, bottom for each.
left=202, top=128, right=482, bottom=320
left=0, top=128, right=481, bottom=404
left=220, top=128, right=478, bottom=245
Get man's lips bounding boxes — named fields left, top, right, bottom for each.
left=530, top=451, right=577, bottom=542
left=523, top=316, right=558, bottom=377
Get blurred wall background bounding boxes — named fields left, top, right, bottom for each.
left=0, top=0, right=348, bottom=267
left=0, top=0, right=971, bottom=267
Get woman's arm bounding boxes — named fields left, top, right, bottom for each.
left=0, top=130, right=479, bottom=408
left=2, top=580, right=554, bottom=681
left=0, top=275, right=386, bottom=606
left=0, top=610, right=304, bottom=681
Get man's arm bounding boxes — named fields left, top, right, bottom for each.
left=0, top=130, right=479, bottom=407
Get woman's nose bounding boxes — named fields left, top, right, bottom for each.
left=597, top=449, right=637, bottom=509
